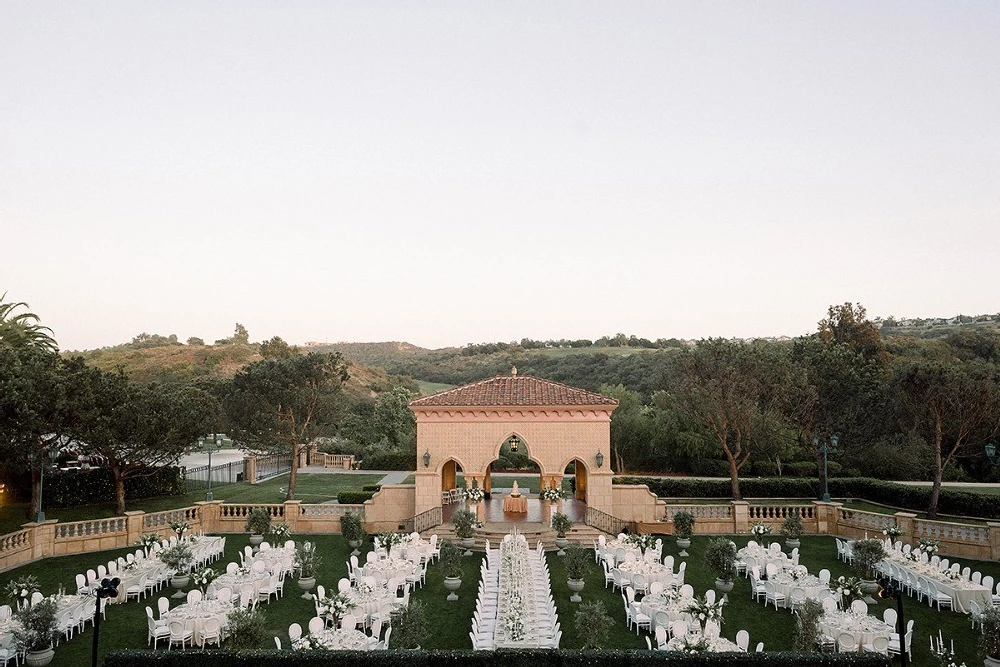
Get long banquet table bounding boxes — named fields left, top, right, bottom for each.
left=879, top=551, right=991, bottom=614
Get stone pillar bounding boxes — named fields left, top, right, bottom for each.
left=24, top=520, right=58, bottom=560
left=244, top=456, right=257, bottom=485
left=283, top=500, right=302, bottom=532
left=125, top=511, right=146, bottom=545
left=894, top=512, right=917, bottom=542
left=298, top=445, right=309, bottom=469
left=812, top=501, right=842, bottom=536
left=732, top=501, right=749, bottom=535
left=988, top=522, right=1000, bottom=561
left=196, top=501, right=223, bottom=534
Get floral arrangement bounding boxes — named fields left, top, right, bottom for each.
left=376, top=532, right=403, bottom=550
left=945, top=569, right=962, bottom=581
left=749, top=523, right=772, bottom=538
left=169, top=520, right=190, bottom=539
left=904, top=547, right=923, bottom=562
left=919, top=539, right=939, bottom=555
left=835, top=575, right=864, bottom=604
left=237, top=565, right=253, bottom=576
left=502, top=589, right=527, bottom=641
left=356, top=578, right=375, bottom=595
left=123, top=561, right=139, bottom=572
left=626, top=534, right=656, bottom=552
left=682, top=594, right=725, bottom=628
left=269, top=522, right=291, bottom=543
left=4, top=575, right=40, bottom=604
left=540, top=486, right=563, bottom=502
left=672, top=635, right=711, bottom=654
left=934, top=645, right=966, bottom=667
left=193, top=567, right=217, bottom=588
left=316, top=592, right=356, bottom=622
left=465, top=486, right=485, bottom=503
left=882, top=524, right=903, bottom=539
left=136, top=533, right=161, bottom=549
left=791, top=565, right=809, bottom=581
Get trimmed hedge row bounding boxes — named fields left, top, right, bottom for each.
left=362, top=485, right=382, bottom=492
left=105, top=649, right=890, bottom=667
left=615, top=476, right=1000, bottom=520
left=360, top=451, right=415, bottom=471
left=43, top=466, right=183, bottom=509
left=338, top=491, right=375, bottom=505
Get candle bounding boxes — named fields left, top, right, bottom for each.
left=931, top=635, right=934, bottom=651
left=951, top=639, right=954, bottom=654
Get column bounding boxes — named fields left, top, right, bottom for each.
left=244, top=456, right=257, bottom=485
left=125, top=510, right=146, bottom=545
left=732, top=501, right=749, bottom=534
left=283, top=500, right=302, bottom=532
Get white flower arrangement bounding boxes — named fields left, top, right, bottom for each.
left=882, top=524, right=903, bottom=538
left=791, top=565, right=809, bottom=581
left=945, top=570, right=961, bottom=581
left=376, top=532, right=403, bottom=550
left=465, top=486, right=485, bottom=502
left=269, top=522, right=291, bottom=542
left=316, top=592, right=356, bottom=621
left=237, top=565, right=253, bottom=576
left=502, top=589, right=527, bottom=641
left=905, top=547, right=922, bottom=562
left=356, top=579, right=374, bottom=595
left=918, top=539, right=939, bottom=555
left=123, top=561, right=139, bottom=572
left=749, top=523, right=772, bottom=538
left=835, top=575, right=864, bottom=603
left=682, top=594, right=725, bottom=625
left=136, top=533, right=161, bottom=549
left=193, top=567, right=217, bottom=588
left=169, top=520, right=190, bottom=538
left=674, top=635, right=711, bottom=654
left=625, top=534, right=656, bottom=552
left=4, top=575, right=40, bottom=603
left=540, top=486, right=563, bottom=502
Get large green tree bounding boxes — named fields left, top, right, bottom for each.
left=0, top=294, right=58, bottom=352
left=223, top=353, right=349, bottom=500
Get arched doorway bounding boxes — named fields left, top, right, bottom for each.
left=566, top=458, right=589, bottom=502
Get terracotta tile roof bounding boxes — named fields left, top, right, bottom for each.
left=409, top=375, right=619, bottom=408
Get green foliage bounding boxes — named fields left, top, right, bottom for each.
left=781, top=514, right=804, bottom=539
left=793, top=598, right=826, bottom=651
left=573, top=601, right=614, bottom=649
left=672, top=510, right=695, bottom=538
left=452, top=509, right=477, bottom=539
left=850, top=539, right=886, bottom=579
left=0, top=293, right=57, bottom=352
left=358, top=450, right=415, bottom=470
left=564, top=543, right=589, bottom=580
left=438, top=539, right=462, bottom=579
left=550, top=512, right=572, bottom=537
left=224, top=608, right=268, bottom=650
left=43, top=466, right=183, bottom=509
left=704, top=537, right=737, bottom=582
left=259, top=336, right=297, bottom=360
left=337, top=491, right=375, bottom=504
left=158, top=543, right=194, bottom=574
left=186, top=337, right=205, bottom=346
left=12, top=597, right=58, bottom=651
left=361, top=485, right=382, bottom=492
left=339, top=512, right=366, bottom=542
left=294, top=541, right=321, bottom=578
left=980, top=605, right=1000, bottom=658
left=390, top=599, right=429, bottom=649
left=243, top=508, right=272, bottom=535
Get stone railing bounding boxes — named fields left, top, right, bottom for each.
left=0, top=529, right=33, bottom=571
left=321, top=454, right=355, bottom=470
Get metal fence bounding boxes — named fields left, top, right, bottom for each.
left=255, top=454, right=292, bottom=482
left=183, top=460, right=244, bottom=490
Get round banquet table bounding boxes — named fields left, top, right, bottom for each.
left=164, top=599, right=233, bottom=645
left=213, top=571, right=270, bottom=599
left=502, top=495, right=528, bottom=512
left=640, top=593, right=691, bottom=634
left=738, top=545, right=789, bottom=573
left=768, top=572, right=829, bottom=607
left=818, top=609, right=893, bottom=648
left=618, top=560, right=674, bottom=587
left=293, top=628, right=370, bottom=650
left=362, top=557, right=414, bottom=581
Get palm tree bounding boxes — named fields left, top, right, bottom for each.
left=0, top=293, right=58, bottom=351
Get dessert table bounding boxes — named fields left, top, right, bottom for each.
left=502, top=494, right=527, bottom=513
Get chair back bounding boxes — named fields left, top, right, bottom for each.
left=705, top=589, right=716, bottom=605
left=838, top=632, right=859, bottom=652
left=186, top=589, right=202, bottom=604
left=822, top=597, right=838, bottom=613
left=341, top=614, right=357, bottom=630
left=883, top=607, right=897, bottom=630
left=765, top=563, right=778, bottom=579
left=307, top=616, right=324, bottom=635
left=870, top=635, right=889, bottom=653
left=226, top=562, right=239, bottom=574
left=755, top=641, right=764, bottom=652
left=168, top=619, right=186, bottom=637
left=30, top=592, right=43, bottom=606
left=736, top=629, right=749, bottom=651
left=252, top=560, right=266, bottom=573
left=288, top=622, right=302, bottom=640
left=654, top=626, right=667, bottom=648
left=818, top=569, right=831, bottom=585
left=217, top=588, right=232, bottom=603
left=259, top=542, right=271, bottom=551
left=670, top=620, right=687, bottom=639
left=850, top=599, right=868, bottom=615
left=649, top=582, right=664, bottom=596
left=679, top=584, right=694, bottom=599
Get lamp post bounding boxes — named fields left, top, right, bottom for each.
left=92, top=577, right=120, bottom=667
left=813, top=433, right=839, bottom=503
left=201, top=434, right=223, bottom=502
left=986, top=441, right=998, bottom=464
left=878, top=576, right=907, bottom=667
left=29, top=447, right=59, bottom=523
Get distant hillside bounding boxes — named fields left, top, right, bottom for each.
left=881, top=319, right=1000, bottom=341
left=300, top=341, right=433, bottom=366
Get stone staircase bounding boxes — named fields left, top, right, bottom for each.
left=422, top=522, right=608, bottom=552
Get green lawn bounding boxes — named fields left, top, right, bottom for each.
left=2, top=532, right=995, bottom=663
left=0, top=473, right=384, bottom=534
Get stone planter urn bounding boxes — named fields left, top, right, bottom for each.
left=443, top=576, right=462, bottom=601
left=567, top=578, right=585, bottom=603
left=676, top=538, right=691, bottom=557
left=860, top=579, right=880, bottom=604
left=715, top=578, right=735, bottom=594
left=297, top=577, right=316, bottom=599
left=554, top=537, right=569, bottom=556
left=249, top=534, right=264, bottom=547
left=460, top=537, right=475, bottom=556
left=25, top=648, right=55, bottom=667
left=983, top=655, right=1000, bottom=667
left=170, top=574, right=190, bottom=598
left=786, top=539, right=801, bottom=549
left=348, top=540, right=362, bottom=557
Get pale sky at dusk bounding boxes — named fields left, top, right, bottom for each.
left=2, top=2, right=998, bottom=351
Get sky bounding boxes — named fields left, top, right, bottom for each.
left=2, top=2, right=998, bottom=351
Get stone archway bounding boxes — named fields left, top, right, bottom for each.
left=410, top=372, right=618, bottom=520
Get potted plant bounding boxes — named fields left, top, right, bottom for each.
left=780, top=514, right=803, bottom=548
left=551, top=512, right=573, bottom=555
left=269, top=521, right=291, bottom=547
left=295, top=541, right=322, bottom=599
left=705, top=537, right=737, bottom=593
left=340, top=512, right=366, bottom=556
left=159, top=543, right=194, bottom=597
left=439, top=539, right=462, bottom=601
left=5, top=575, right=40, bottom=612
left=672, top=510, right=695, bottom=556
left=981, top=605, right=1000, bottom=667
left=850, top=538, right=887, bottom=596
left=243, top=508, right=271, bottom=547
left=390, top=600, right=429, bottom=649
left=565, top=543, right=588, bottom=602
left=452, top=509, right=477, bottom=555
left=224, top=608, right=267, bottom=650
left=792, top=598, right=824, bottom=651
left=13, top=597, right=58, bottom=666
left=573, top=601, right=613, bottom=649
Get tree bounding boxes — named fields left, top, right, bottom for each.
left=79, top=371, right=220, bottom=514
left=372, top=386, right=416, bottom=449
left=674, top=339, right=797, bottom=499
left=223, top=353, right=349, bottom=500
left=0, top=293, right=57, bottom=352
left=601, top=384, right=653, bottom=472
left=186, top=337, right=205, bottom=346
left=259, top=336, right=297, bottom=360
left=893, top=358, right=1000, bottom=518
left=817, top=302, right=886, bottom=361
left=233, top=323, right=250, bottom=345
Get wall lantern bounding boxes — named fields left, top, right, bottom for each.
left=987, top=441, right=997, bottom=462
left=422, top=451, right=431, bottom=468
left=595, top=451, right=604, bottom=468
left=509, top=435, right=520, bottom=452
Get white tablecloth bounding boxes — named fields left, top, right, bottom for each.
left=819, top=609, right=892, bottom=648
left=293, top=628, right=370, bottom=650
left=164, top=599, right=233, bottom=645
left=880, top=552, right=991, bottom=614
left=213, top=571, right=270, bottom=599
left=769, top=572, right=828, bottom=607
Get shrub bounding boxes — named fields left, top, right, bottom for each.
left=159, top=543, right=194, bottom=575
left=981, top=605, right=1000, bottom=659
left=452, top=509, right=477, bottom=539
left=390, top=600, right=429, bottom=649
left=361, top=485, right=382, bottom=492
left=439, top=540, right=462, bottom=579
left=781, top=514, right=804, bottom=539
left=359, top=451, right=415, bottom=471
left=672, top=510, right=695, bottom=538
left=337, top=491, right=375, bottom=505
left=704, top=538, right=737, bottom=582
left=225, top=608, right=267, bottom=650
left=793, top=599, right=825, bottom=651
left=564, top=544, right=589, bottom=580
left=243, top=508, right=271, bottom=535
left=551, top=512, right=572, bottom=538
left=340, top=512, right=366, bottom=542
left=43, top=466, right=183, bottom=509
left=850, top=539, right=886, bottom=580
left=12, top=597, right=58, bottom=651
left=573, top=601, right=613, bottom=649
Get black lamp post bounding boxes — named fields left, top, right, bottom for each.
left=201, top=434, right=223, bottom=502
left=878, top=575, right=907, bottom=666
left=986, top=441, right=998, bottom=464
left=812, top=433, right=839, bottom=502
left=92, top=576, right=119, bottom=667
left=28, top=447, right=59, bottom=523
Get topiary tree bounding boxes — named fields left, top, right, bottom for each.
left=672, top=510, right=695, bottom=538
left=704, top=538, right=737, bottom=583
left=573, top=601, right=613, bottom=649
left=850, top=538, right=886, bottom=580
left=452, top=509, right=477, bottom=540
left=551, top=512, right=573, bottom=538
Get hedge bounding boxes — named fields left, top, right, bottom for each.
left=337, top=491, right=375, bottom=505
left=362, top=485, right=383, bottom=492
left=360, top=451, right=416, bottom=471
left=104, top=649, right=890, bottom=667
left=43, top=466, right=183, bottom=509
left=615, top=476, right=1000, bottom=520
